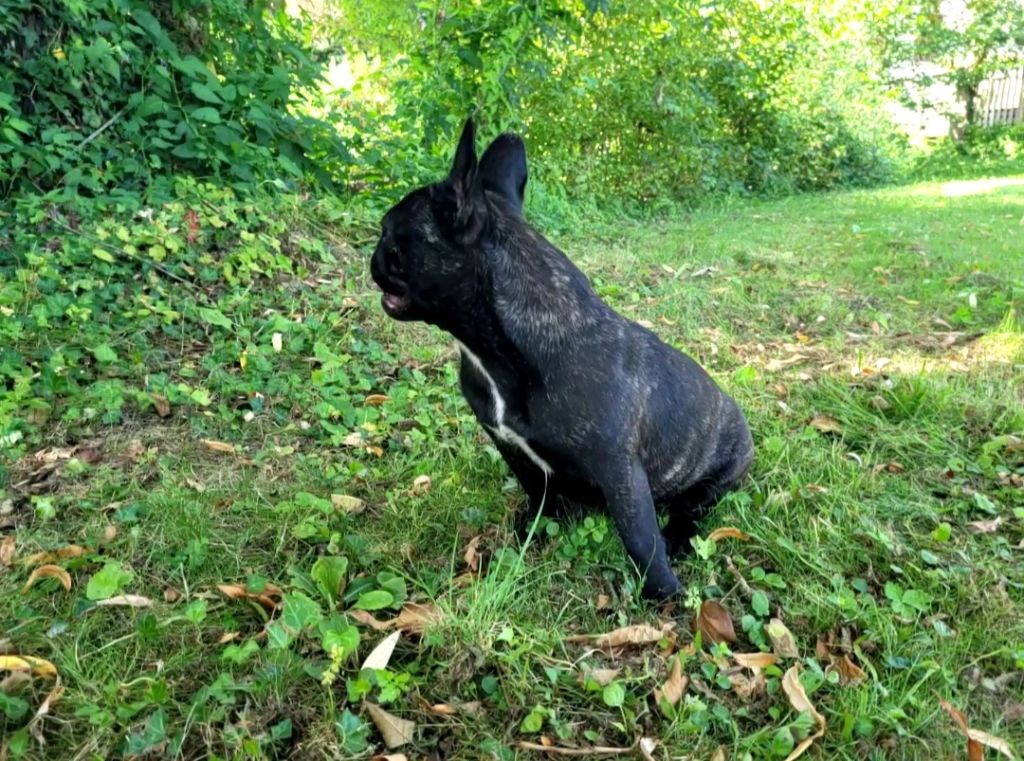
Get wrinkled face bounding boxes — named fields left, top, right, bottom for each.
left=370, top=119, right=528, bottom=325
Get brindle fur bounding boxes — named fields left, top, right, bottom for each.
left=370, top=120, right=754, bottom=599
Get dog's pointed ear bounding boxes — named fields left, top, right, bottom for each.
left=479, top=133, right=527, bottom=215
left=448, top=118, right=479, bottom=218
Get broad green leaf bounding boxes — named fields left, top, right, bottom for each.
left=320, top=615, right=359, bottom=657
left=311, top=556, right=348, bottom=607
left=92, top=343, right=117, bottom=363
left=752, top=590, right=770, bottom=617
left=190, top=82, right=222, bottom=104
left=86, top=562, right=134, bottom=601
left=198, top=307, right=232, bottom=330
left=92, top=247, right=115, bottom=263
left=281, top=592, right=322, bottom=633
left=602, top=682, right=626, bottom=707
left=353, top=590, right=393, bottom=611
left=191, top=106, right=221, bottom=123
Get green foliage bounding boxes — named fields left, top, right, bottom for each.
left=0, top=0, right=346, bottom=200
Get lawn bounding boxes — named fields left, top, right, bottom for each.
left=1, top=172, right=1023, bottom=760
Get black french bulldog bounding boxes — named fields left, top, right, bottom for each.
left=370, top=119, right=754, bottom=600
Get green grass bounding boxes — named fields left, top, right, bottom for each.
left=2, top=171, right=1023, bottom=760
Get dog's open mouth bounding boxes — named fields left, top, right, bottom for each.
left=381, top=291, right=412, bottom=317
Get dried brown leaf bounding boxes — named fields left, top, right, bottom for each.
left=101, top=524, right=118, bottom=543
left=0, top=535, right=14, bottom=567
left=710, top=746, right=727, bottom=761
left=708, top=526, right=751, bottom=542
left=350, top=609, right=393, bottom=631
left=766, top=618, right=800, bottom=658
left=364, top=394, right=389, bottom=406
left=463, top=535, right=481, bottom=572
left=697, top=600, right=737, bottom=645
left=218, top=632, right=240, bottom=645
left=366, top=702, right=415, bottom=749
left=394, top=602, right=441, bottom=634
left=596, top=593, right=612, bottom=610
left=724, top=665, right=764, bottom=701
left=216, top=582, right=280, bottom=611
left=371, top=755, right=408, bottom=761
left=22, top=564, right=72, bottom=593
left=654, top=656, right=688, bottom=710
left=828, top=654, right=867, bottom=685
left=94, top=594, right=152, bottom=608
left=734, top=652, right=778, bottom=671
left=587, top=622, right=673, bottom=648
left=781, top=665, right=826, bottom=761
left=362, top=631, right=401, bottom=671
left=966, top=517, right=1002, bottom=534
left=271, top=332, right=283, bottom=353
left=809, top=415, right=842, bottom=434
left=342, top=432, right=365, bottom=447
left=411, top=474, right=432, bottom=495
left=0, top=655, right=58, bottom=678
left=581, top=668, right=621, bottom=687
left=331, top=494, right=365, bottom=514
left=639, top=738, right=657, bottom=761
left=200, top=439, right=235, bottom=454
left=941, top=699, right=1015, bottom=760
left=517, top=741, right=637, bottom=756
left=23, top=545, right=86, bottom=566
left=151, top=394, right=171, bottom=417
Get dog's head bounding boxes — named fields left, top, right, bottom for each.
left=370, top=119, right=527, bottom=324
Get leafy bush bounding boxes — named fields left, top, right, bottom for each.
left=0, top=0, right=347, bottom=202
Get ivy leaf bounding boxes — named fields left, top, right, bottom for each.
left=752, top=590, right=770, bottom=617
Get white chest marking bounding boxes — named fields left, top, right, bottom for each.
left=456, top=341, right=553, bottom=476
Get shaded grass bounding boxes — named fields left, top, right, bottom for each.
left=1, top=172, right=1023, bottom=759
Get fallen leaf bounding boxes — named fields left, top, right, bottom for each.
left=29, top=681, right=64, bottom=745
left=342, top=432, right=365, bottom=447
left=827, top=653, right=866, bottom=685
left=654, top=656, right=688, bottom=710
left=781, top=666, right=826, bottom=761
left=350, top=609, right=393, bottom=631
left=411, top=474, right=432, bottom=495
left=362, top=631, right=401, bottom=671
left=696, top=600, right=737, bottom=645
left=596, top=593, right=612, bottom=610
left=572, top=622, right=673, bottom=648
left=766, top=354, right=809, bottom=371
left=272, top=332, right=283, bottom=353
left=364, top=394, right=389, bottom=405
left=708, top=526, right=751, bottom=542
left=0, top=655, right=58, bottom=678
left=94, top=594, right=152, bottom=608
left=809, top=415, right=842, bottom=434
left=723, top=665, right=764, bottom=701
left=216, top=582, right=281, bottom=611
left=371, top=755, right=408, bottom=761
left=463, top=535, right=481, bottom=572
left=0, top=535, right=14, bottom=566
left=200, top=439, right=235, bottom=454
left=151, top=394, right=171, bottom=417
left=941, top=699, right=1015, bottom=760
left=637, top=319, right=655, bottom=329
left=394, top=602, right=441, bottom=634
left=734, top=652, right=778, bottom=671
left=163, top=586, right=180, bottom=603
left=517, top=740, right=638, bottom=756
left=22, top=545, right=87, bottom=566
left=581, top=668, right=621, bottom=687
left=218, top=632, right=240, bottom=645
left=101, top=524, right=118, bottom=543
left=710, top=746, right=727, bottom=761
left=366, top=702, right=415, bottom=749
left=22, top=564, right=72, bottom=593
left=639, top=737, right=658, bottom=761
left=766, top=618, right=800, bottom=658
left=331, top=494, right=366, bottom=514
left=966, top=517, right=1002, bottom=534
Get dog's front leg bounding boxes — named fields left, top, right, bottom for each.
left=599, top=460, right=680, bottom=600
